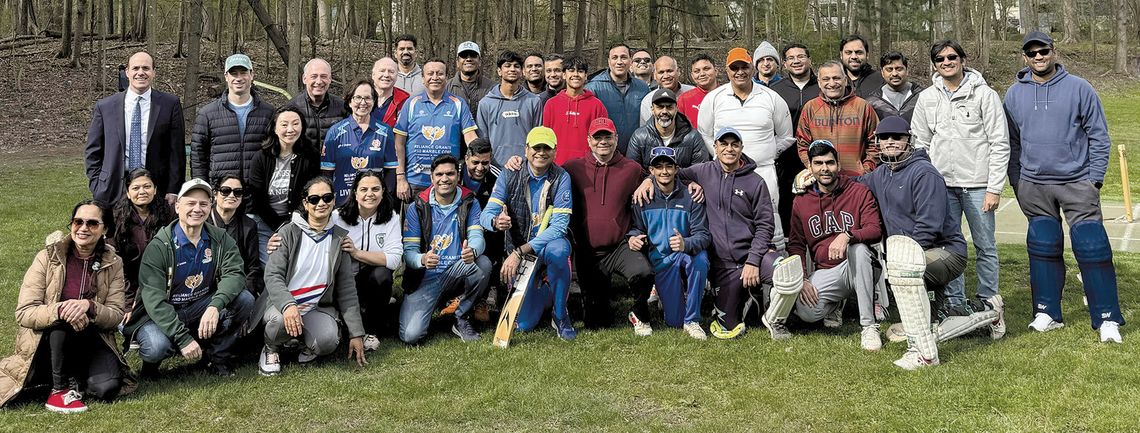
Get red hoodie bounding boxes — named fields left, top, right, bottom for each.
left=788, top=175, right=882, bottom=274
left=543, top=89, right=609, bottom=165
left=377, top=87, right=410, bottom=128
left=563, top=152, right=643, bottom=255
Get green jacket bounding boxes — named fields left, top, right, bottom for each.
left=123, top=221, right=246, bottom=349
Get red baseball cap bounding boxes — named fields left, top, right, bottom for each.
left=588, top=117, right=617, bottom=137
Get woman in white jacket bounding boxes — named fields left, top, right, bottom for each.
left=331, top=170, right=403, bottom=350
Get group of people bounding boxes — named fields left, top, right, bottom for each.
left=0, top=29, right=1123, bottom=414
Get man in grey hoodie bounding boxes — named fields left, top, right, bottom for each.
left=477, top=51, right=544, bottom=168
left=1004, top=31, right=1122, bottom=344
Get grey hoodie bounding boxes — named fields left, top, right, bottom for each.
left=476, top=85, right=544, bottom=167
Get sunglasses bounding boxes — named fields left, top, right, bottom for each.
left=933, top=54, right=960, bottom=63
left=306, top=193, right=335, bottom=205
left=650, top=147, right=677, bottom=159
left=459, top=52, right=479, bottom=60
left=71, top=218, right=103, bottom=229
left=216, top=186, right=247, bottom=197
left=1025, top=48, right=1052, bottom=58
left=878, top=134, right=908, bottom=141
left=632, top=58, right=652, bottom=64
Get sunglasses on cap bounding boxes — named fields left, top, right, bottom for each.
left=650, top=146, right=677, bottom=159
left=216, top=186, right=247, bottom=197
left=933, top=54, right=960, bottom=63
left=71, top=218, right=103, bottom=229
left=1024, top=48, right=1052, bottom=58
left=306, top=193, right=335, bottom=205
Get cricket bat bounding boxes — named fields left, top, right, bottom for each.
left=492, top=254, right=539, bottom=348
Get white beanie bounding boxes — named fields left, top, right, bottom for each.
left=753, top=41, right=780, bottom=63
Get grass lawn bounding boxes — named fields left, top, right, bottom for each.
left=1099, top=86, right=1140, bottom=202
left=0, top=155, right=1136, bottom=431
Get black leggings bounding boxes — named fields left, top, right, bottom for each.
left=356, top=266, right=395, bottom=335
left=43, top=324, right=121, bottom=399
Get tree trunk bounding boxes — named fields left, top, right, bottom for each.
left=744, top=0, right=755, bottom=50
left=175, top=0, right=188, bottom=57
left=185, top=0, right=204, bottom=143
left=247, top=0, right=290, bottom=67
left=976, top=0, right=990, bottom=71
left=1115, top=0, right=1129, bottom=74
left=878, top=0, right=890, bottom=53
left=119, top=0, right=127, bottom=39
left=16, top=0, right=42, bottom=35
left=72, top=0, right=85, bottom=67
left=58, top=0, right=74, bottom=58
left=287, top=0, right=301, bottom=95
left=1018, top=0, right=1036, bottom=32
left=106, top=0, right=114, bottom=34
left=573, top=0, right=588, bottom=56
left=131, top=0, right=146, bottom=41
left=553, top=0, right=564, bottom=52
left=1060, top=0, right=1077, bottom=42
left=145, top=0, right=154, bottom=53
left=647, top=0, right=657, bottom=53
left=598, top=0, right=607, bottom=68
left=317, top=0, right=329, bottom=38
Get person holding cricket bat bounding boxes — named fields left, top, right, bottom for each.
left=628, top=146, right=712, bottom=340
left=399, top=154, right=492, bottom=344
left=480, top=126, right=576, bottom=341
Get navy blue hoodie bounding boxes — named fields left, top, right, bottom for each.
left=678, top=154, right=775, bottom=268
left=856, top=149, right=966, bottom=257
left=1003, top=64, right=1111, bottom=185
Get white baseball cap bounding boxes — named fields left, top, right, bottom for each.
left=177, top=179, right=213, bottom=198
left=457, top=41, right=481, bottom=56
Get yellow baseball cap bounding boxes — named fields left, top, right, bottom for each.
left=526, top=126, right=557, bottom=148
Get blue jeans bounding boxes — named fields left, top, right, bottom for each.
left=398, top=256, right=492, bottom=344
left=945, top=187, right=998, bottom=304
left=247, top=213, right=272, bottom=266
left=136, top=290, right=255, bottom=365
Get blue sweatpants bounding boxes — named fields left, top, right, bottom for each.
left=516, top=238, right=573, bottom=331
left=654, top=251, right=710, bottom=327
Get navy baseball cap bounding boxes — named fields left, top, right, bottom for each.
left=1022, top=31, right=1054, bottom=50
left=875, top=116, right=912, bottom=137
left=650, top=88, right=677, bottom=104
left=649, top=146, right=677, bottom=165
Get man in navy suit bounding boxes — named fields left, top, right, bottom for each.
left=85, top=51, right=186, bottom=205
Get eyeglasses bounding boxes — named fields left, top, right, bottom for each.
left=632, top=58, right=652, bottom=64
left=216, top=186, right=247, bottom=197
left=877, top=134, right=908, bottom=141
left=787, top=54, right=809, bottom=61
left=808, top=140, right=835, bottom=151
left=1025, top=48, right=1052, bottom=58
left=933, top=54, right=960, bottom=63
left=306, top=193, right=335, bottom=205
left=71, top=218, right=103, bottom=229
left=351, top=95, right=372, bottom=103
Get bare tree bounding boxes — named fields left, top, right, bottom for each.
left=247, top=0, right=291, bottom=67
left=288, top=0, right=302, bottom=95
left=1060, top=0, right=1078, bottom=43
left=73, top=0, right=86, bottom=67
left=58, top=0, right=74, bottom=58
left=573, top=0, right=588, bottom=56
left=553, top=0, right=565, bottom=52
left=16, top=0, right=42, bottom=35
left=1115, top=0, right=1129, bottom=74
left=1018, top=0, right=1037, bottom=32
left=185, top=0, right=204, bottom=141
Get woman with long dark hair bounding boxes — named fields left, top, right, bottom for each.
left=331, top=170, right=403, bottom=350
left=0, top=200, right=129, bottom=413
left=209, top=175, right=265, bottom=296
left=111, top=169, right=173, bottom=310
left=249, top=106, right=321, bottom=264
left=321, top=79, right=398, bottom=206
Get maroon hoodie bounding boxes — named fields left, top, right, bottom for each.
left=788, top=174, right=882, bottom=274
left=564, top=152, right=643, bottom=256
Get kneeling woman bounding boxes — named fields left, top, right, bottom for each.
left=0, top=200, right=129, bottom=413
left=258, top=177, right=366, bottom=376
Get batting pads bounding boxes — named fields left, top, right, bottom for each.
left=885, top=236, right=938, bottom=364
left=936, top=309, right=998, bottom=341
left=764, top=255, right=804, bottom=326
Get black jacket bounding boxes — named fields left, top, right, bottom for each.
left=247, top=149, right=321, bottom=231
left=864, top=81, right=926, bottom=122
left=286, top=93, right=345, bottom=145
left=209, top=211, right=265, bottom=295
left=625, top=113, right=709, bottom=172
left=770, top=73, right=821, bottom=126
left=191, top=90, right=275, bottom=183
left=849, top=64, right=885, bottom=99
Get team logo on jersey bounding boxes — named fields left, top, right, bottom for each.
left=375, top=234, right=385, bottom=246
left=422, top=125, right=446, bottom=143
left=184, top=272, right=204, bottom=290
left=352, top=156, right=370, bottom=169
left=444, top=110, right=454, bottom=118
left=733, top=188, right=744, bottom=197
left=430, top=233, right=453, bottom=252
left=202, top=248, right=213, bottom=264
left=502, top=110, right=520, bottom=118
left=369, top=138, right=383, bottom=151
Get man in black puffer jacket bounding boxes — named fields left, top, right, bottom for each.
left=191, top=54, right=275, bottom=184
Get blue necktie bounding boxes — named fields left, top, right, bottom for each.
left=128, top=97, right=143, bottom=170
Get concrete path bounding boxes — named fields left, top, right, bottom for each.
left=983, top=199, right=1139, bottom=252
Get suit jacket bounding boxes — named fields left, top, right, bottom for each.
left=85, top=89, right=186, bottom=204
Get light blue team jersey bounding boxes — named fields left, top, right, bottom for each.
left=394, top=93, right=478, bottom=188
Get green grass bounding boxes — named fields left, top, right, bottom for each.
left=1099, top=86, right=1140, bottom=202
left=0, top=159, right=1137, bottom=432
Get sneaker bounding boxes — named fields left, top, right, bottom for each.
left=709, top=321, right=746, bottom=340
left=472, top=302, right=491, bottom=322
left=683, top=322, right=707, bottom=340
left=986, top=295, right=1006, bottom=340
left=452, top=317, right=481, bottom=342
left=259, top=347, right=281, bottom=376
left=874, top=302, right=889, bottom=322
left=892, top=348, right=939, bottom=371
left=861, top=324, right=882, bottom=351
left=628, top=312, right=653, bottom=337
left=761, top=314, right=792, bottom=341
left=551, top=318, right=577, bottom=341
left=885, top=323, right=908, bottom=343
left=44, top=389, right=86, bottom=414
left=1028, top=312, right=1064, bottom=332
left=647, top=287, right=660, bottom=306
left=297, top=348, right=318, bottom=364
left=1100, top=321, right=1122, bottom=343
left=439, top=297, right=460, bottom=316
left=823, top=301, right=844, bottom=328
left=362, top=334, right=381, bottom=352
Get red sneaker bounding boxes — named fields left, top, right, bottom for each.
left=45, top=389, right=87, bottom=414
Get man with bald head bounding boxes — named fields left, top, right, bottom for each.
left=287, top=58, right=345, bottom=145
left=372, top=57, right=410, bottom=127
left=639, top=56, right=694, bottom=123
left=86, top=51, right=185, bottom=205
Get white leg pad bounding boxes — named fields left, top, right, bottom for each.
left=886, top=236, right=939, bottom=362
left=764, top=255, right=803, bottom=324
left=937, top=310, right=999, bottom=342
